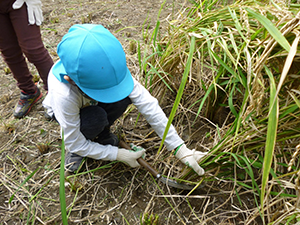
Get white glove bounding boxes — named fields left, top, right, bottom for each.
left=129, top=143, right=146, bottom=159
left=175, top=144, right=206, bottom=176
left=116, top=148, right=146, bottom=168
left=13, top=0, right=43, bottom=26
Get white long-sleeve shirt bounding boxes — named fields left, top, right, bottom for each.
left=43, top=69, right=184, bottom=161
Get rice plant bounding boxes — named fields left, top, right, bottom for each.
left=141, top=0, right=300, bottom=223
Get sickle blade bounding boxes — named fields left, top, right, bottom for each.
left=159, top=176, right=200, bottom=190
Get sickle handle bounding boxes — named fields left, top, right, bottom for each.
left=119, top=140, right=160, bottom=178
left=137, top=157, right=160, bottom=178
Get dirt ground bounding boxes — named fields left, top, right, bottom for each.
left=0, top=0, right=248, bottom=224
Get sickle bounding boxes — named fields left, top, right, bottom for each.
left=119, top=140, right=202, bottom=190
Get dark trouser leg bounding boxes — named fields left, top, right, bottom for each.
left=97, top=96, right=132, bottom=126
left=0, top=10, right=36, bottom=93
left=80, top=106, right=109, bottom=140
left=66, top=97, right=131, bottom=172
left=11, top=4, right=54, bottom=91
left=80, top=97, right=132, bottom=144
left=65, top=106, right=109, bottom=173
left=0, top=3, right=53, bottom=92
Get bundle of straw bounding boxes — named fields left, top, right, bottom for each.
left=143, top=0, right=300, bottom=223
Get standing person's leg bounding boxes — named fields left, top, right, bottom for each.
left=0, top=8, right=41, bottom=118
left=0, top=6, right=37, bottom=94
left=0, top=2, right=53, bottom=118
left=10, top=3, right=53, bottom=91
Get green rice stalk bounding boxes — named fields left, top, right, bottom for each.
left=158, top=36, right=196, bottom=154
left=65, top=162, right=115, bottom=179
left=260, top=66, right=279, bottom=217
left=67, top=188, right=80, bottom=218
left=59, top=131, right=68, bottom=225
left=245, top=8, right=291, bottom=52
left=9, top=167, right=39, bottom=204
left=141, top=0, right=300, bottom=223
left=29, top=173, right=56, bottom=203
left=150, top=175, right=185, bottom=223
left=289, top=91, right=300, bottom=108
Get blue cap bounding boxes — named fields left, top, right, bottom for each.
left=52, top=24, right=134, bottom=103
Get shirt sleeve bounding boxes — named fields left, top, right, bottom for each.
left=129, top=78, right=184, bottom=151
left=43, top=71, right=119, bottom=161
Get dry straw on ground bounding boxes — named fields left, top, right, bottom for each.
left=1, top=0, right=300, bottom=224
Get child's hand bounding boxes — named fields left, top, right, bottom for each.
left=116, top=148, right=146, bottom=167
left=129, top=143, right=146, bottom=159
left=175, top=144, right=206, bottom=176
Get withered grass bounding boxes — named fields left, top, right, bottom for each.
left=1, top=0, right=300, bottom=224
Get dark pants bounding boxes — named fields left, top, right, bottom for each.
left=80, top=97, right=132, bottom=140
left=0, top=0, right=54, bottom=92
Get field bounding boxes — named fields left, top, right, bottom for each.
left=1, top=0, right=300, bottom=224
left=0, top=1, right=214, bottom=224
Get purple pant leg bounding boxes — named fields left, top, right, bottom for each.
left=0, top=1, right=53, bottom=92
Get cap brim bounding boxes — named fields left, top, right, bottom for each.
left=78, top=67, right=134, bottom=103
left=52, top=60, right=69, bottom=83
